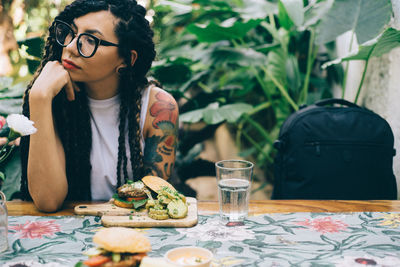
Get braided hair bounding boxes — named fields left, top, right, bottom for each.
left=20, top=0, right=156, bottom=200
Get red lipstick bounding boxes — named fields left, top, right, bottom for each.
left=62, top=59, right=80, bottom=70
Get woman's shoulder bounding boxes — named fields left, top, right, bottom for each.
left=143, top=84, right=179, bottom=136
left=146, top=84, right=178, bottom=110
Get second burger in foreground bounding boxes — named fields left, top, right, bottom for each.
left=78, top=227, right=151, bottom=267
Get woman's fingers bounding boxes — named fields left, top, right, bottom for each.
left=64, top=69, right=80, bottom=101
left=0, top=137, right=20, bottom=146
left=0, top=137, right=7, bottom=146
left=74, top=81, right=80, bottom=92
left=13, top=137, right=20, bottom=146
left=9, top=137, right=20, bottom=146
left=65, top=77, right=76, bottom=101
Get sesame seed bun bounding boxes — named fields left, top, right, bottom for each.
left=142, top=176, right=175, bottom=193
left=93, top=227, right=151, bottom=254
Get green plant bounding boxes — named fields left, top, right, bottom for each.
left=323, top=27, right=400, bottom=102
left=0, top=77, right=28, bottom=199
left=150, top=0, right=399, bottom=187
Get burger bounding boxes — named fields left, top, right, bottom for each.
left=112, top=181, right=149, bottom=210
left=79, top=227, right=151, bottom=267
left=112, top=176, right=177, bottom=210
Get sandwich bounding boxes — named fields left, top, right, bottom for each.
left=77, top=227, right=151, bottom=267
left=112, top=176, right=176, bottom=210
left=111, top=176, right=188, bottom=220
left=112, top=181, right=150, bottom=210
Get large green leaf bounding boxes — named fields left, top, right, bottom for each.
left=285, top=54, right=301, bottom=94
left=280, top=0, right=304, bottom=27
left=186, top=19, right=262, bottom=42
left=0, top=78, right=26, bottom=116
left=179, top=108, right=204, bottom=124
left=278, top=1, right=294, bottom=31
left=315, top=0, right=392, bottom=45
left=0, top=77, right=13, bottom=90
left=322, top=28, right=400, bottom=68
left=253, top=42, right=280, bottom=53
left=0, top=81, right=26, bottom=99
left=261, top=22, right=290, bottom=50
left=204, top=46, right=268, bottom=67
left=0, top=99, right=23, bottom=115
left=161, top=43, right=211, bottom=62
left=190, top=1, right=237, bottom=22
left=303, top=0, right=333, bottom=28
left=204, top=103, right=253, bottom=124
left=157, top=0, right=192, bottom=15
left=180, top=103, right=252, bottom=124
left=234, top=0, right=277, bottom=20
left=177, top=70, right=210, bottom=93
left=266, top=48, right=287, bottom=85
left=219, top=67, right=257, bottom=96
left=152, top=58, right=192, bottom=85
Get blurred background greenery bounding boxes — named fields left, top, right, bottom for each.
left=0, top=0, right=398, bottom=199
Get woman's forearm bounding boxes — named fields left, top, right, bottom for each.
left=27, top=93, right=68, bottom=212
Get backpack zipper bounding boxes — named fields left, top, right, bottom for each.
left=304, top=141, right=393, bottom=156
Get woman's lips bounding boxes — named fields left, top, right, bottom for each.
left=62, top=59, right=80, bottom=70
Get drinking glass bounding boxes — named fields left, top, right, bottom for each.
left=0, top=191, right=8, bottom=252
left=215, top=159, right=253, bottom=224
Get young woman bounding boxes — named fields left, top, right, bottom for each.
left=20, top=0, right=178, bottom=212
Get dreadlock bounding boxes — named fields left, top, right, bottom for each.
left=20, top=0, right=156, bottom=200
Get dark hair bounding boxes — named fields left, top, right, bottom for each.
left=20, top=0, right=156, bottom=200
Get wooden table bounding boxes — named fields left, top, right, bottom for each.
left=7, top=199, right=400, bottom=216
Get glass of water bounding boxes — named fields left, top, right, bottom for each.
left=215, top=159, right=254, bottom=224
left=0, top=191, right=8, bottom=253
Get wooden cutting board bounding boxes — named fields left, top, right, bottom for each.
left=74, top=197, right=198, bottom=228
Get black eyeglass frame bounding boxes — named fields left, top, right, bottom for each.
left=54, top=19, right=119, bottom=58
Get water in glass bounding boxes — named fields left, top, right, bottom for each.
left=218, top=178, right=250, bottom=222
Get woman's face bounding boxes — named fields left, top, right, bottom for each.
left=61, top=10, right=123, bottom=85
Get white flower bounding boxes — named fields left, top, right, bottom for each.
left=6, top=114, right=37, bottom=140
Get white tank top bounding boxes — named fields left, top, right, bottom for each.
left=88, top=86, right=151, bottom=200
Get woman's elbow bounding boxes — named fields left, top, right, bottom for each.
left=28, top=185, right=66, bottom=212
left=33, top=198, right=64, bottom=212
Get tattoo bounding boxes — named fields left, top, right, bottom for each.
left=143, top=134, right=176, bottom=178
left=143, top=135, right=163, bottom=177
left=164, top=162, right=174, bottom=178
left=150, top=91, right=178, bottom=147
left=159, top=145, right=172, bottom=156
left=145, top=91, right=178, bottom=178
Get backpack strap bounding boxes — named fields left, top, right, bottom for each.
left=315, top=98, right=360, bottom=108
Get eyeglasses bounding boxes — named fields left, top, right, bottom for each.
left=54, top=20, right=119, bottom=58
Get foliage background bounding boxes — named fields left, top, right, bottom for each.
left=0, top=0, right=399, bottom=199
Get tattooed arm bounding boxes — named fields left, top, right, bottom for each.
left=142, top=87, right=179, bottom=180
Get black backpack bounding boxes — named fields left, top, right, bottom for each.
left=272, top=98, right=397, bottom=200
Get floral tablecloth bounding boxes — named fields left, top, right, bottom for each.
left=1, top=212, right=400, bottom=267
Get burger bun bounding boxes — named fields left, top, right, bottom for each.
left=113, top=198, right=135, bottom=209
left=142, top=176, right=175, bottom=193
left=93, top=227, right=151, bottom=254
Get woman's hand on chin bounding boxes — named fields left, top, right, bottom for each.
left=30, top=61, right=79, bottom=102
